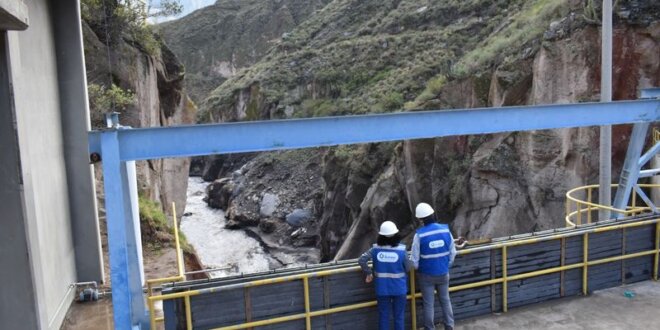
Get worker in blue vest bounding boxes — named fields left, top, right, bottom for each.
left=410, top=203, right=456, bottom=330
left=358, top=221, right=412, bottom=330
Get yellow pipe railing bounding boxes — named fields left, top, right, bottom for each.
left=147, top=202, right=188, bottom=330
left=172, top=203, right=185, bottom=277
left=582, top=233, right=589, bottom=295
left=502, top=246, right=508, bottom=312
left=565, top=183, right=660, bottom=227
left=146, top=217, right=660, bottom=330
left=303, top=277, right=311, bottom=330
left=409, top=269, right=417, bottom=329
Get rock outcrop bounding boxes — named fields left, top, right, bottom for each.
left=83, top=19, right=196, bottom=218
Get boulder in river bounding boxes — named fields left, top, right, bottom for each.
left=286, top=209, right=313, bottom=227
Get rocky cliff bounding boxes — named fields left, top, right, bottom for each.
left=83, top=15, right=196, bottom=218
left=191, top=0, right=658, bottom=261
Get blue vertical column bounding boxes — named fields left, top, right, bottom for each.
left=612, top=123, right=649, bottom=214
left=100, top=131, right=146, bottom=329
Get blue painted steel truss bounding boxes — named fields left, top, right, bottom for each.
left=90, top=94, right=659, bottom=329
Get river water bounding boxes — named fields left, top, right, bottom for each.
left=181, top=177, right=270, bottom=278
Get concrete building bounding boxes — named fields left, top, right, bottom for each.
left=0, top=1, right=103, bottom=329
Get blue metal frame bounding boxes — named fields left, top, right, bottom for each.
left=90, top=96, right=660, bottom=329
left=89, top=99, right=660, bottom=162
left=100, top=131, right=147, bottom=329
left=612, top=123, right=650, bottom=212
left=641, top=88, right=660, bottom=99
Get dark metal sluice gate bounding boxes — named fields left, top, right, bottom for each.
left=159, top=215, right=660, bottom=330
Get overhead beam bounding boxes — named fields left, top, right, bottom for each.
left=88, top=99, right=660, bottom=162
left=641, top=88, right=660, bottom=99
left=0, top=0, right=29, bottom=30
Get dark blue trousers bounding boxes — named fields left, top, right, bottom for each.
left=377, top=295, right=406, bottom=330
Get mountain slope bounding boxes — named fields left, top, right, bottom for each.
left=201, top=0, right=575, bottom=121
left=159, top=0, right=331, bottom=104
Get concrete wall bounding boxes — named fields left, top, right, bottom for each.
left=0, top=0, right=101, bottom=329
left=0, top=31, right=41, bottom=330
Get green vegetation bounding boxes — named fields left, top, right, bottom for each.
left=139, top=196, right=192, bottom=253
left=87, top=83, right=135, bottom=127
left=453, top=0, right=569, bottom=77
left=583, top=0, right=620, bottom=23
left=81, top=0, right=182, bottom=55
left=412, top=75, right=447, bottom=107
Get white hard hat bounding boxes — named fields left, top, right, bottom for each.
left=415, top=203, right=435, bottom=218
left=378, top=221, right=399, bottom=237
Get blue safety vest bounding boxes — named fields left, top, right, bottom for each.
left=371, top=244, right=408, bottom=296
left=417, top=223, right=452, bottom=276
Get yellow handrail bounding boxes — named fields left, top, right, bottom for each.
left=147, top=202, right=187, bottom=330
left=565, top=183, right=660, bottom=227
left=146, top=216, right=660, bottom=330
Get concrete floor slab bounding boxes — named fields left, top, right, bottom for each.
left=458, top=281, right=660, bottom=330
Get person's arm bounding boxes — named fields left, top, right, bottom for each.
left=358, top=248, right=374, bottom=283
left=410, top=234, right=420, bottom=269
left=404, top=252, right=414, bottom=272
left=448, top=232, right=457, bottom=266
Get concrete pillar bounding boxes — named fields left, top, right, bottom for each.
left=51, top=0, right=104, bottom=282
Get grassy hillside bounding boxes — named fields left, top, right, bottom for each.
left=159, top=0, right=331, bottom=104
left=201, top=0, right=572, bottom=121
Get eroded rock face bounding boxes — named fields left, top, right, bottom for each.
left=83, top=21, right=196, bottom=219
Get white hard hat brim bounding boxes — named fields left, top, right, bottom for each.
left=378, top=228, right=399, bottom=236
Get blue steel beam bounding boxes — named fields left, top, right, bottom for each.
left=612, top=123, right=649, bottom=213
left=100, top=132, right=146, bottom=330
left=641, top=88, right=660, bottom=99
left=88, top=99, right=660, bottom=161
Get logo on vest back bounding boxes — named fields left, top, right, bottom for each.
left=429, top=240, right=445, bottom=249
left=377, top=252, right=399, bottom=263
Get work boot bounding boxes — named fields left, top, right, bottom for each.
left=444, top=326, right=453, bottom=330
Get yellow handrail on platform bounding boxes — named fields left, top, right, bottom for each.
left=147, top=202, right=188, bottom=330
left=145, top=216, right=660, bottom=330
left=565, top=183, right=660, bottom=227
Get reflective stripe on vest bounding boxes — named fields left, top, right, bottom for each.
left=420, top=251, right=450, bottom=259
left=418, top=228, right=450, bottom=238
left=374, top=272, right=406, bottom=279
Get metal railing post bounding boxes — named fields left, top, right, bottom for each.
left=587, top=187, right=593, bottom=223
left=303, top=277, right=311, bottom=330
left=577, top=203, right=582, bottom=225
left=185, top=296, right=193, bottom=330
left=565, top=198, right=571, bottom=227
left=172, top=202, right=185, bottom=277
left=502, top=246, right=508, bottom=312
left=148, top=285, right=156, bottom=330
left=409, top=269, right=417, bottom=329
left=582, top=233, right=589, bottom=295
